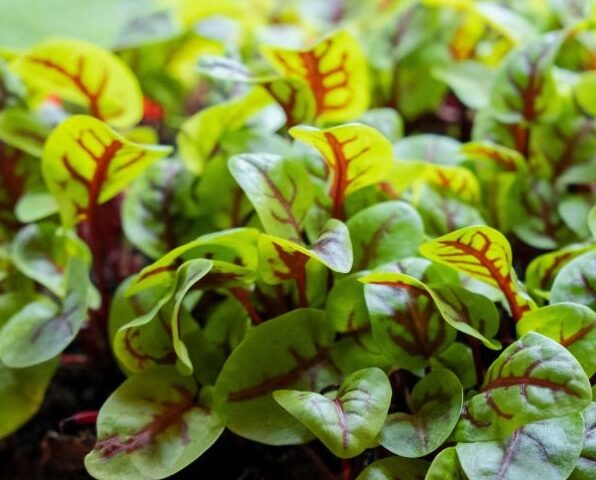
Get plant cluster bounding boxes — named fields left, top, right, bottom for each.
left=0, top=1, right=595, bottom=479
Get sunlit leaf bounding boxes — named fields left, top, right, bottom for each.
left=290, top=123, right=392, bottom=218
left=261, top=29, right=369, bottom=123
left=420, top=225, right=536, bottom=320
left=42, top=115, right=171, bottom=228
left=12, top=38, right=143, bottom=127
left=177, top=88, right=272, bottom=175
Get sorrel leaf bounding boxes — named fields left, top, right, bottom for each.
left=42, top=115, right=171, bottom=228
left=455, top=332, right=592, bottom=441
left=456, top=414, right=584, bottom=480
left=378, top=368, right=463, bottom=458
left=290, top=123, right=392, bottom=218
left=550, top=250, right=596, bottom=310
left=274, top=367, right=391, bottom=458
left=355, top=457, right=429, bottom=480
left=228, top=153, right=313, bottom=242
left=85, top=367, right=223, bottom=480
left=261, top=29, right=369, bottom=123
left=346, top=201, right=424, bottom=270
left=426, top=447, right=467, bottom=480
left=361, top=272, right=456, bottom=371
left=0, top=258, right=89, bottom=367
left=214, top=309, right=339, bottom=445
left=12, top=38, right=143, bottom=127
left=571, top=402, right=596, bottom=480
left=176, top=88, right=272, bottom=174
left=0, top=357, right=57, bottom=438
left=420, top=225, right=536, bottom=320
left=517, top=303, right=596, bottom=377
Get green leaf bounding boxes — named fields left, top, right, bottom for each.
left=0, top=357, right=58, bottom=438
left=214, top=309, right=339, bottom=445
left=126, top=228, right=259, bottom=296
left=361, top=272, right=456, bottom=372
left=177, top=88, right=272, bottom=175
left=525, top=243, right=595, bottom=300
left=12, top=38, right=144, bottom=127
left=0, top=258, right=89, bottom=367
left=550, top=250, right=596, bottom=310
left=489, top=33, right=563, bottom=124
left=258, top=219, right=353, bottom=306
left=11, top=222, right=91, bottom=297
left=425, top=447, right=467, bottom=480
left=274, top=367, right=391, bottom=458
left=228, top=153, right=313, bottom=242
left=394, top=134, right=461, bottom=166
left=169, top=259, right=213, bottom=374
left=379, top=368, right=463, bottom=458
left=455, top=332, right=592, bottom=441
left=347, top=201, right=424, bottom=270
left=456, top=414, right=584, bottom=480
left=433, top=61, right=495, bottom=109
left=42, top=115, right=172, bottom=228
left=517, top=303, right=596, bottom=377
left=355, top=457, right=430, bottom=480
left=85, top=367, right=223, bottom=480
left=122, top=159, right=202, bottom=259
left=0, top=108, right=50, bottom=157
left=430, top=342, right=477, bottom=390
left=570, top=402, right=596, bottom=480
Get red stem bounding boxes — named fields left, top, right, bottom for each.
left=231, top=288, right=262, bottom=325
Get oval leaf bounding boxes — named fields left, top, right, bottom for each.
left=379, top=368, right=463, bottom=458
left=274, top=367, right=391, bottom=458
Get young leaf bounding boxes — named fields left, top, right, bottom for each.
left=525, top=243, right=595, bottom=299
left=517, top=303, right=596, bottom=377
left=42, top=115, right=172, bottom=228
left=0, top=257, right=89, bottom=367
left=419, top=225, right=536, bottom=321
left=355, top=457, right=429, bottom=480
left=274, top=367, right=391, bottom=458
left=0, top=108, right=50, bottom=157
left=261, top=29, right=369, bottom=123
left=0, top=357, right=58, bottom=439
left=571, top=402, right=596, bottom=480
left=12, top=38, right=143, bottom=127
left=455, top=332, right=592, bottom=441
left=109, top=280, right=184, bottom=375
left=85, top=367, right=223, bottom=480
left=489, top=33, right=563, bottom=125
left=259, top=219, right=353, bottom=306
left=126, top=228, right=259, bottom=296
left=346, top=201, right=424, bottom=270
left=197, top=55, right=316, bottom=127
left=426, top=447, right=467, bottom=480
left=379, top=368, right=463, bottom=458
left=214, top=309, right=339, bottom=445
left=122, top=159, right=202, bottom=259
left=550, top=250, right=596, bottom=310
left=177, top=88, right=272, bottom=174
left=169, top=259, right=213, bottom=374
left=456, top=414, right=584, bottom=480
left=228, top=153, right=313, bottom=242
left=361, top=272, right=456, bottom=372
left=290, top=123, right=392, bottom=218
